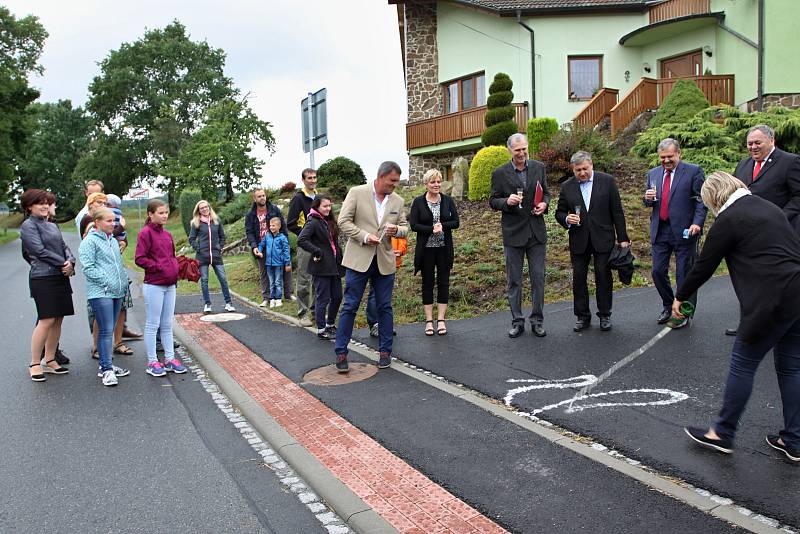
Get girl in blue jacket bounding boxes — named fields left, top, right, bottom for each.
left=79, top=208, right=130, bottom=386
left=255, top=216, right=291, bottom=307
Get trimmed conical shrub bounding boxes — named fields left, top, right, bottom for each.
left=482, top=73, right=518, bottom=147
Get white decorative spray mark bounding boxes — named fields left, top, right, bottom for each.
left=504, top=375, right=688, bottom=417
left=199, top=312, right=248, bottom=322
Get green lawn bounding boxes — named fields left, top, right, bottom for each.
left=0, top=228, right=18, bottom=246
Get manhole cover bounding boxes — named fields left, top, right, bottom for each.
left=199, top=312, right=248, bottom=322
left=303, top=363, right=378, bottom=386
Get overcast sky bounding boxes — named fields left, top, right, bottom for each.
left=8, top=0, right=408, bottom=191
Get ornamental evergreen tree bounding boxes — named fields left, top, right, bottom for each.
left=481, top=73, right=518, bottom=147
left=650, top=79, right=710, bottom=128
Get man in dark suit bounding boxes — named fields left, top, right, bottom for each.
left=490, top=133, right=551, bottom=338
left=556, top=151, right=629, bottom=332
left=725, top=123, right=800, bottom=336
left=644, top=138, right=707, bottom=328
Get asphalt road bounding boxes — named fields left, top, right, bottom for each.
left=187, top=295, right=742, bottom=533
left=350, top=276, right=800, bottom=527
left=0, top=233, right=327, bottom=534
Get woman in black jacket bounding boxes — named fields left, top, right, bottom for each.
left=297, top=195, right=343, bottom=340
left=676, top=172, right=800, bottom=462
left=189, top=200, right=235, bottom=314
left=409, top=169, right=460, bottom=336
left=19, top=189, right=73, bottom=382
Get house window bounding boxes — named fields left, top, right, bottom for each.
left=568, top=56, right=602, bottom=100
left=443, top=72, right=486, bottom=113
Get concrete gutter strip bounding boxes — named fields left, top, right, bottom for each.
left=172, top=320, right=398, bottom=534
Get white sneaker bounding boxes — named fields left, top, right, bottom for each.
left=290, top=295, right=297, bottom=302
left=97, top=365, right=130, bottom=378
left=269, top=299, right=276, bottom=308
left=224, top=303, right=235, bottom=312
left=274, top=299, right=283, bottom=307
left=259, top=300, right=268, bottom=307
left=203, top=304, right=212, bottom=314
left=101, top=369, right=118, bottom=387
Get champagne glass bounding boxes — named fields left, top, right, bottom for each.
left=516, top=187, right=524, bottom=209
left=647, top=176, right=658, bottom=202
left=574, top=205, right=582, bottom=226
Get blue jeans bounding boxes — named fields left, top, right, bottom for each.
left=714, top=316, right=800, bottom=449
left=89, top=297, right=123, bottom=372
left=267, top=265, right=284, bottom=299
left=200, top=263, right=232, bottom=305
left=366, top=284, right=378, bottom=326
left=335, top=257, right=395, bottom=356
left=143, top=283, right=176, bottom=363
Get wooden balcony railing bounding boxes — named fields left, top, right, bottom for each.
left=610, top=74, right=734, bottom=135
left=649, top=0, right=710, bottom=24
left=406, top=103, right=528, bottom=150
left=573, top=88, right=619, bottom=129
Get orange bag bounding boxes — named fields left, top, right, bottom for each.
left=391, top=237, right=408, bottom=268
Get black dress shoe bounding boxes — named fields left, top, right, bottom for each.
left=725, top=328, right=738, bottom=336
left=508, top=324, right=524, bottom=338
left=574, top=318, right=591, bottom=332
left=657, top=309, right=671, bottom=324
left=532, top=323, right=546, bottom=337
left=599, top=317, right=612, bottom=331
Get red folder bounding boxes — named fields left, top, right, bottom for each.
left=533, top=181, right=544, bottom=206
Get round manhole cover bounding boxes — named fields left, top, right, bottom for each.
left=303, top=363, right=378, bottom=386
left=199, top=312, right=248, bottom=322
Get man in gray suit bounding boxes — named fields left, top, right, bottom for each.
left=490, top=133, right=551, bottom=338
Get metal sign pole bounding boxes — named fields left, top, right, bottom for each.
left=307, top=91, right=315, bottom=168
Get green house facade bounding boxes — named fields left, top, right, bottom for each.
left=392, top=0, right=800, bottom=182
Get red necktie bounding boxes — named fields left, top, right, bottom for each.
left=659, top=169, right=671, bottom=221
left=752, top=160, right=763, bottom=181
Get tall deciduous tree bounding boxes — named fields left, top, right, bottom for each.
left=17, top=100, right=92, bottom=215
left=86, top=20, right=235, bottom=206
left=160, top=97, right=275, bottom=201
left=0, top=7, right=47, bottom=202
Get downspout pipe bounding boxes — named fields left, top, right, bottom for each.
left=756, top=0, right=764, bottom=111
left=516, top=10, right=536, bottom=118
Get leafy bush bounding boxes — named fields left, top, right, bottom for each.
left=280, top=181, right=296, bottom=193
left=324, top=178, right=350, bottom=201
left=217, top=190, right=257, bottom=225
left=527, top=117, right=558, bottom=157
left=482, top=73, right=518, bottom=147
left=317, top=156, right=366, bottom=188
left=468, top=145, right=510, bottom=201
left=650, top=79, right=710, bottom=128
left=178, top=189, right=202, bottom=235
left=539, top=124, right=616, bottom=182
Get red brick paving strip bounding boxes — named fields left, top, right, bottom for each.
left=177, top=314, right=508, bottom=534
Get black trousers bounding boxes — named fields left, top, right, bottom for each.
left=571, top=240, right=612, bottom=319
left=420, top=246, right=450, bottom=305
left=313, top=275, right=342, bottom=330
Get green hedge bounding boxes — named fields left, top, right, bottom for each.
left=468, top=145, right=510, bottom=201
left=178, top=189, right=202, bottom=236
left=650, top=79, right=710, bottom=128
left=527, top=117, right=558, bottom=157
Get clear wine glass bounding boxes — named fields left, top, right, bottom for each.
left=516, top=187, right=524, bottom=209
left=574, top=205, right=582, bottom=226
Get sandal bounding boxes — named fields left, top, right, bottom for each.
left=29, top=363, right=45, bottom=382
left=114, top=343, right=134, bottom=355
left=424, top=321, right=435, bottom=336
left=437, top=320, right=447, bottom=336
left=42, top=359, right=69, bottom=375
left=91, top=349, right=99, bottom=360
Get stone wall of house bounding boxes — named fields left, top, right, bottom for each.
left=408, top=149, right=476, bottom=185
left=405, top=2, right=442, bottom=122
left=747, top=93, right=800, bottom=111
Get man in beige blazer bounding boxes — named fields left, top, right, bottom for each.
left=334, top=161, right=408, bottom=373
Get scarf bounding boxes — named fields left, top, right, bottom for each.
left=718, top=188, right=751, bottom=215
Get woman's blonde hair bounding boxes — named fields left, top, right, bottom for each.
left=86, top=192, right=108, bottom=208
left=701, top=171, right=747, bottom=214
left=422, top=168, right=443, bottom=184
left=191, top=199, right=219, bottom=228
left=92, top=207, right=114, bottom=222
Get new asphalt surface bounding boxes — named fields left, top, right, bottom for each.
left=349, top=276, right=800, bottom=528
left=174, top=294, right=745, bottom=533
left=0, top=233, right=327, bottom=534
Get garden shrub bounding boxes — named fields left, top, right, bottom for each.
left=649, top=79, right=710, bottom=128
left=178, top=189, right=202, bottom=236
left=538, top=124, right=616, bottom=182
left=482, top=73, right=519, bottom=147
left=217, top=190, right=260, bottom=225
left=468, top=145, right=510, bottom=201
left=316, top=156, right=366, bottom=188
left=527, top=117, right=558, bottom=157
left=281, top=181, right=297, bottom=193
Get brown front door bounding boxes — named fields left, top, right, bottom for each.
left=660, top=50, right=702, bottom=78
